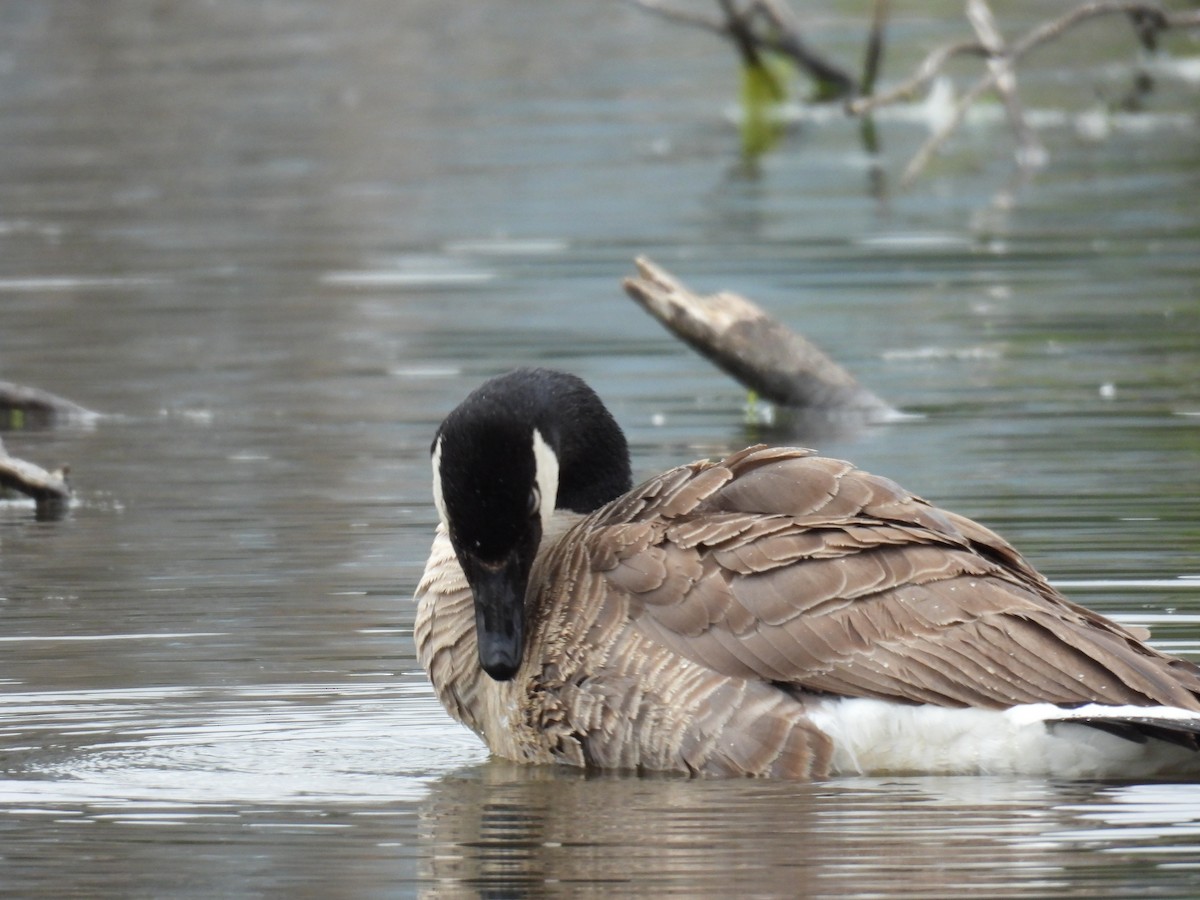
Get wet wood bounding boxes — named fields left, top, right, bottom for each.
left=0, top=381, right=97, bottom=429
left=623, top=257, right=893, bottom=415
left=0, top=436, right=71, bottom=520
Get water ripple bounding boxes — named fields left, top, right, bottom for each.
left=0, top=680, right=485, bottom=819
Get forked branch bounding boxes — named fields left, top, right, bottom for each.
left=630, top=0, right=1200, bottom=182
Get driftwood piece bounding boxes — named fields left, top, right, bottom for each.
left=0, top=381, right=98, bottom=429
left=0, top=436, right=71, bottom=520
left=623, top=257, right=894, bottom=415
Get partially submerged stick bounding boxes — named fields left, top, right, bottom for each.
left=0, top=436, right=71, bottom=520
left=623, top=257, right=893, bottom=415
left=0, top=381, right=98, bottom=429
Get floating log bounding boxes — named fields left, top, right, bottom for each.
left=623, top=257, right=894, bottom=415
left=0, top=436, right=72, bottom=520
left=0, top=381, right=98, bottom=430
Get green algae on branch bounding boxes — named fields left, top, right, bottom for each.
left=739, top=52, right=794, bottom=158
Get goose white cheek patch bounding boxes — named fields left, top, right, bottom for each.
left=431, top=437, right=448, bottom=527
left=531, top=428, right=559, bottom=529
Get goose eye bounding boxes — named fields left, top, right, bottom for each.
left=528, top=486, right=541, bottom=518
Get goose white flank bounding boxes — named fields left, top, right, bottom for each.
left=415, top=368, right=1200, bottom=778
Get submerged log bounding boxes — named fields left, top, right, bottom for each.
left=0, top=381, right=98, bottom=430
left=0, top=436, right=72, bottom=520
left=623, top=257, right=894, bottom=415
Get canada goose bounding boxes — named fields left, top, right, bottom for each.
left=415, top=368, right=1200, bottom=778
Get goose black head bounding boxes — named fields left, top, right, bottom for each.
left=432, top=368, right=632, bottom=681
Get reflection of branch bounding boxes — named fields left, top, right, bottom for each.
left=627, top=0, right=857, bottom=96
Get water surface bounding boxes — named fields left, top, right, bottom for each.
left=1, top=2, right=1199, bottom=896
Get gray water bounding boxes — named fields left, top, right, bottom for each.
left=1, top=2, right=1199, bottom=896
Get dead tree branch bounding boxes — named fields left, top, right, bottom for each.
left=623, top=256, right=894, bottom=416
left=861, top=0, right=891, bottom=97
left=626, top=0, right=858, bottom=97
left=1, top=380, right=98, bottom=429
left=868, top=0, right=1197, bottom=185
left=0, top=436, right=71, bottom=520
left=632, top=0, right=1200, bottom=184
left=853, top=2, right=1195, bottom=116
left=967, top=0, right=1046, bottom=169
left=848, top=40, right=988, bottom=115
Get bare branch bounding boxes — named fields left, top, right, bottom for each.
left=623, top=0, right=728, bottom=34
left=627, top=0, right=859, bottom=96
left=849, top=40, right=987, bottom=114
left=893, top=0, right=1191, bottom=184
left=1, top=380, right=98, bottom=428
left=624, top=257, right=894, bottom=415
left=966, top=0, right=1046, bottom=170
left=854, top=3, right=1199, bottom=118
left=631, top=0, right=1200, bottom=183
left=899, top=72, right=998, bottom=186
left=716, top=0, right=759, bottom=67
left=1164, top=12, right=1200, bottom=28
left=749, top=0, right=858, bottom=95
left=861, top=0, right=891, bottom=97
left=0, top=438, right=71, bottom=520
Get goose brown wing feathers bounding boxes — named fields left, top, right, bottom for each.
left=587, top=446, right=1200, bottom=711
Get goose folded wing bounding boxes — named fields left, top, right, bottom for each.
left=591, top=447, right=1200, bottom=711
